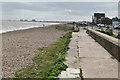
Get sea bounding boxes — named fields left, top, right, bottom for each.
left=0, top=20, right=60, bottom=34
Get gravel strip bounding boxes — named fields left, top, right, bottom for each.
left=2, top=26, right=66, bottom=78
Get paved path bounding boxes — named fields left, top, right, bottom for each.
left=78, top=29, right=118, bottom=78
left=58, top=32, right=80, bottom=80
left=59, top=28, right=118, bottom=79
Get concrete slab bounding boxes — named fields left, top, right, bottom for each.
left=64, top=32, right=80, bottom=68
left=59, top=72, right=79, bottom=78
left=78, top=29, right=118, bottom=78
left=59, top=32, right=80, bottom=79
left=79, top=58, right=118, bottom=78
left=66, top=68, right=80, bottom=74
left=59, top=78, right=80, bottom=80
left=78, top=32, right=113, bottom=58
left=59, top=29, right=118, bottom=79
left=58, top=68, right=80, bottom=78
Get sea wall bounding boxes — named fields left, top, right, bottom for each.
left=86, top=28, right=120, bottom=62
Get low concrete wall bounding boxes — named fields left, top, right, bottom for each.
left=86, top=28, right=120, bottom=62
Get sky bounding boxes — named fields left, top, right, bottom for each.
left=1, top=2, right=119, bottom=21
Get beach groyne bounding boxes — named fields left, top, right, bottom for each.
left=86, top=28, right=120, bottom=62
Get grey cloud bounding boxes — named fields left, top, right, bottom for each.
left=2, top=2, right=117, bottom=11
left=2, top=2, right=118, bottom=21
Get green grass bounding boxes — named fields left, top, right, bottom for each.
left=96, top=30, right=106, bottom=34
left=111, top=35, right=120, bottom=39
left=55, top=24, right=73, bottom=31
left=80, top=68, right=84, bottom=80
left=14, top=32, right=72, bottom=79
left=76, top=24, right=87, bottom=27
left=96, top=30, right=120, bottom=39
left=96, top=30, right=112, bottom=35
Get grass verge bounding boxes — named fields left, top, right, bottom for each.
left=111, top=35, right=120, bottom=39
left=14, top=32, right=72, bottom=79
left=80, top=68, right=84, bottom=80
left=55, top=24, right=73, bottom=31
left=96, top=30, right=120, bottom=39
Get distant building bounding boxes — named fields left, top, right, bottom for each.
left=93, top=13, right=105, bottom=24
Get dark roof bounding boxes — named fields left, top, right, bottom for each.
left=94, top=13, right=105, bottom=17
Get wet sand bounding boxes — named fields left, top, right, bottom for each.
left=2, top=25, right=66, bottom=78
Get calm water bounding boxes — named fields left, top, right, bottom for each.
left=0, top=21, right=60, bottom=33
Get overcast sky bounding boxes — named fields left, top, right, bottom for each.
left=1, top=2, right=119, bottom=21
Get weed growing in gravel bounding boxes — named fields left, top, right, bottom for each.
left=14, top=32, right=72, bottom=79
left=96, top=30, right=120, bottom=39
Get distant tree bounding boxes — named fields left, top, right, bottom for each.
left=112, top=17, right=119, bottom=21
left=24, top=19, right=28, bottom=21
left=32, top=19, right=36, bottom=22
left=73, top=22, right=76, bottom=25
left=20, top=19, right=23, bottom=21
left=100, top=17, right=112, bottom=25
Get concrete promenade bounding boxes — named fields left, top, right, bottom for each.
left=78, top=29, right=118, bottom=78
left=59, top=28, right=118, bottom=79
